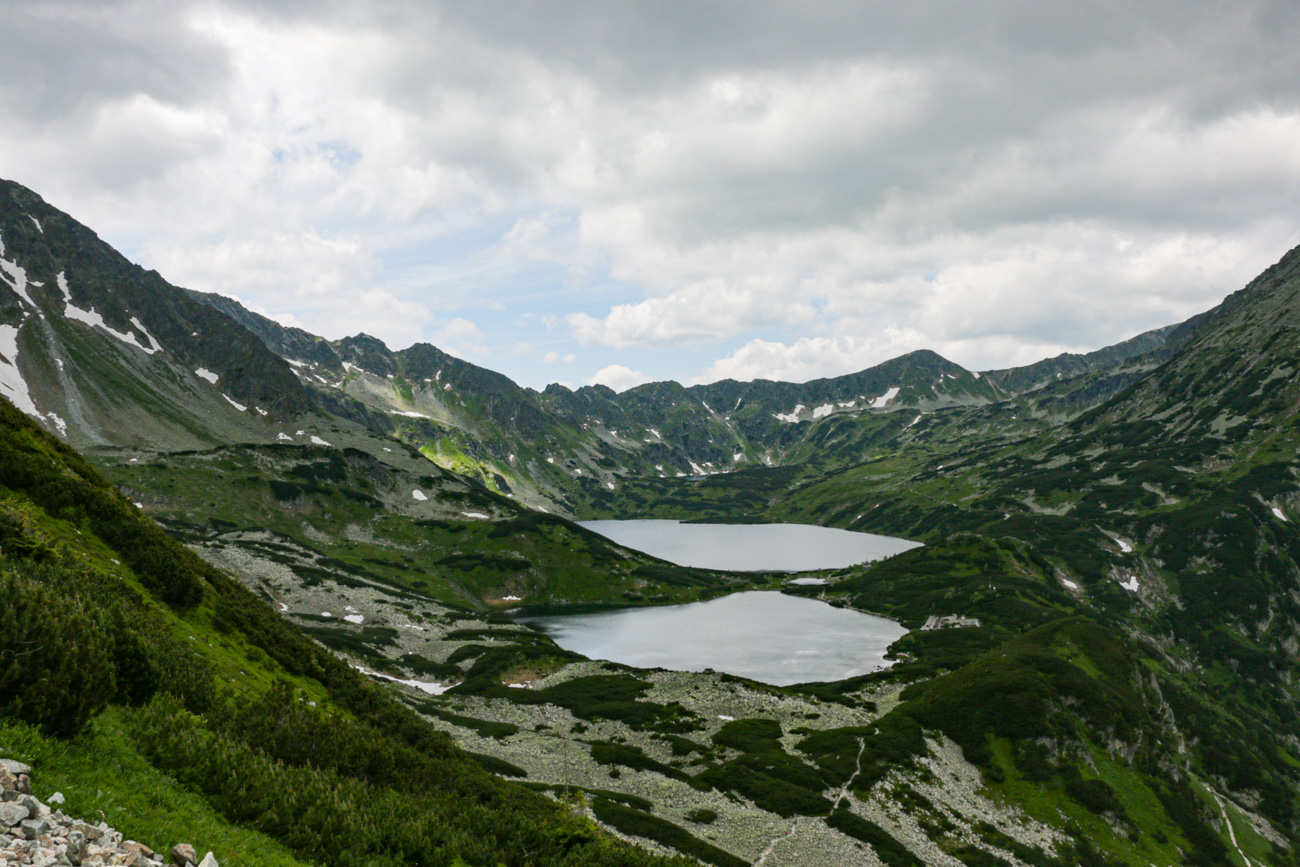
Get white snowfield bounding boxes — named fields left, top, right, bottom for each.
left=194, top=368, right=219, bottom=384
left=222, top=393, right=247, bottom=412
left=0, top=323, right=38, bottom=417
left=0, top=232, right=36, bottom=308
left=310, top=435, right=332, bottom=447
left=65, top=303, right=161, bottom=355
left=1273, top=507, right=1288, bottom=522
left=352, top=664, right=451, bottom=696
left=774, top=404, right=806, bottom=423
left=1119, top=574, right=1140, bottom=592
left=812, top=403, right=834, bottom=419
left=871, top=386, right=901, bottom=408
left=1116, top=538, right=1133, bottom=553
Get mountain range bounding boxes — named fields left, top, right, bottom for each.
left=3, top=176, right=1299, bottom=867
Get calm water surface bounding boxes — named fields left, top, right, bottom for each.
left=578, top=519, right=920, bottom=572
left=519, top=591, right=906, bottom=686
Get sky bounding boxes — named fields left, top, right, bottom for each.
left=2, top=1, right=1299, bottom=392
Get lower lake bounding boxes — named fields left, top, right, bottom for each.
left=578, top=519, right=921, bottom=572
left=518, top=590, right=907, bottom=686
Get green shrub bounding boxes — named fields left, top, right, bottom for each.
left=589, top=798, right=744, bottom=867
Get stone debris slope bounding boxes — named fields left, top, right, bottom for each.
left=1, top=760, right=218, bottom=867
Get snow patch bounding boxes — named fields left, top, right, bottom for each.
left=717, top=715, right=735, bottom=721
left=56, top=272, right=71, bottom=302
left=46, top=413, right=67, bottom=437
left=26, top=215, right=42, bottom=233
left=1061, top=579, right=1079, bottom=590
left=972, top=371, right=981, bottom=379
left=607, top=482, right=615, bottom=490
left=1119, top=575, right=1140, bottom=592
left=390, top=410, right=430, bottom=418
left=838, top=400, right=856, bottom=408
left=870, top=386, right=901, bottom=408
left=812, top=403, right=834, bottom=419
left=310, top=435, right=332, bottom=446
left=461, top=511, right=490, bottom=519
left=277, top=432, right=293, bottom=441
left=352, top=664, right=451, bottom=695
left=222, top=393, right=247, bottom=412
left=1116, top=538, right=1133, bottom=553
left=411, top=489, right=427, bottom=501
left=194, top=368, right=219, bottom=384
left=774, top=404, right=806, bottom=423
left=502, top=595, right=522, bottom=601
left=343, top=614, right=364, bottom=624
left=286, top=358, right=308, bottom=368
left=129, top=317, right=162, bottom=353
left=0, top=240, right=35, bottom=307
left=1273, top=507, right=1288, bottom=521
left=65, top=303, right=159, bottom=354
left=0, top=324, right=39, bottom=417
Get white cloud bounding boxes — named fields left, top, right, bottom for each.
left=589, top=364, right=651, bottom=392
left=433, top=317, right=490, bottom=357
left=2, top=2, right=1299, bottom=386
left=541, top=350, right=576, bottom=363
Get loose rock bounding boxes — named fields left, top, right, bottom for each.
left=172, top=841, right=197, bottom=865
left=0, top=767, right=225, bottom=867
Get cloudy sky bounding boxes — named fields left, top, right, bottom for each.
left=3, top=1, right=1299, bottom=391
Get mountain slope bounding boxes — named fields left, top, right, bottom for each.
left=0, top=181, right=317, bottom=451
left=0, top=394, right=691, bottom=867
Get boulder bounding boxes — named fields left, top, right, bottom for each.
left=72, top=821, right=102, bottom=840
left=19, top=816, right=48, bottom=838
left=0, top=759, right=32, bottom=776
left=197, top=852, right=219, bottom=867
left=0, top=800, right=29, bottom=827
left=122, top=840, right=155, bottom=859
left=0, top=765, right=16, bottom=792
left=66, top=829, right=89, bottom=865
left=171, top=842, right=197, bottom=865
left=15, top=773, right=31, bottom=795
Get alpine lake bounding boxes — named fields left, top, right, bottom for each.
left=515, top=520, right=921, bottom=686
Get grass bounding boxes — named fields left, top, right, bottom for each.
left=0, top=712, right=311, bottom=867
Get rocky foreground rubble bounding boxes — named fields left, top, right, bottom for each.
left=1, top=759, right=219, bottom=867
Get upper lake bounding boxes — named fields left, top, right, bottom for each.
left=578, top=519, right=921, bottom=572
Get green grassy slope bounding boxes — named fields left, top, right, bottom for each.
left=0, top=396, right=693, bottom=867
